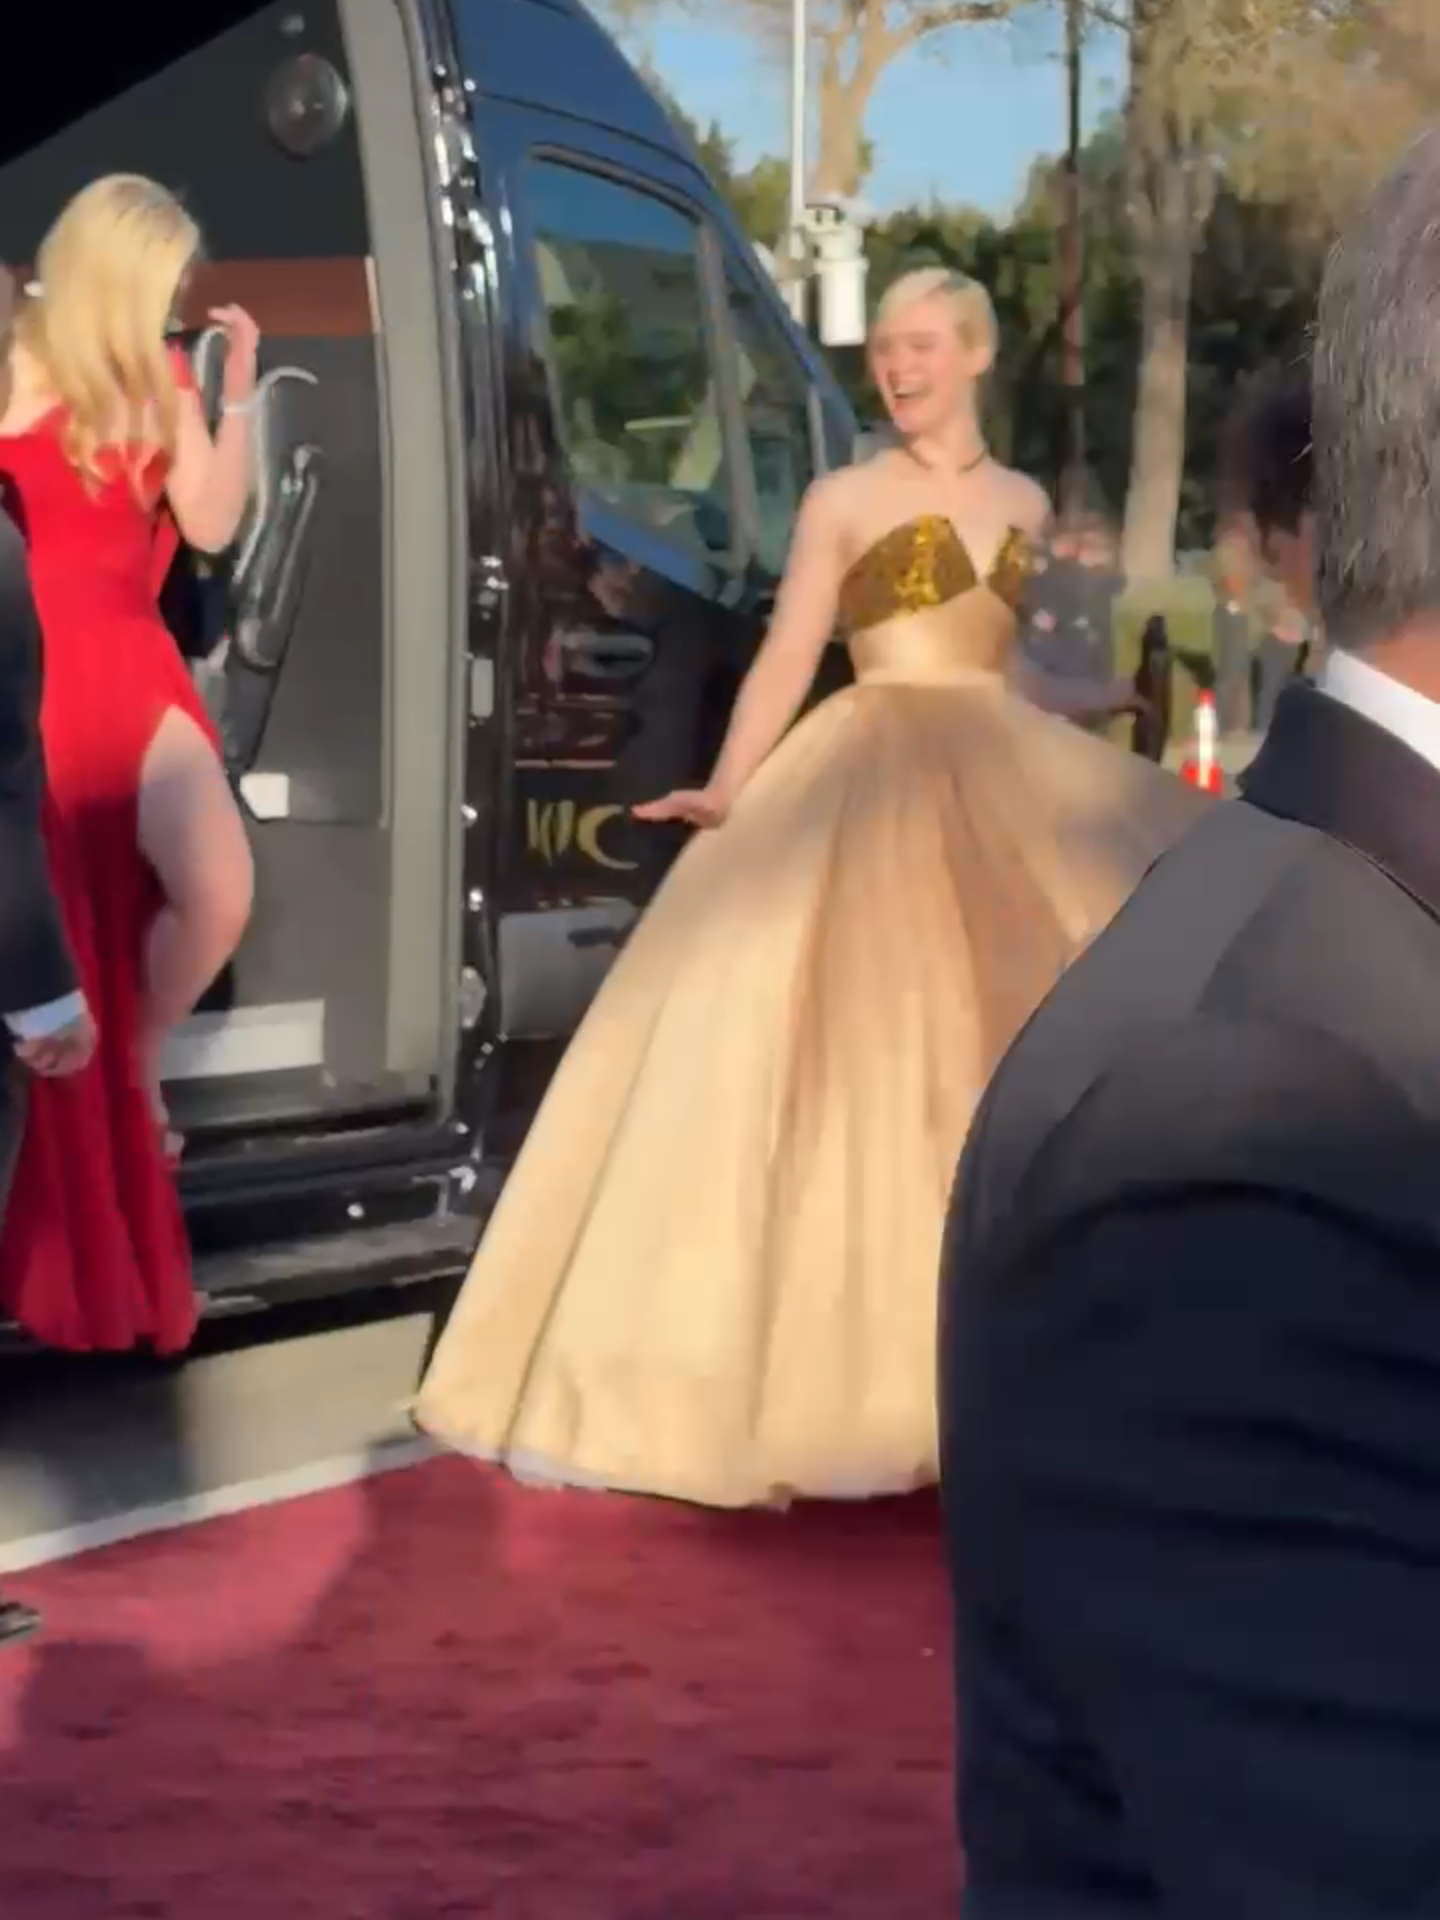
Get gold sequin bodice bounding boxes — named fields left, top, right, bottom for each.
left=838, top=515, right=1031, bottom=687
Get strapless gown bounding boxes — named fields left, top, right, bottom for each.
left=414, top=514, right=1207, bottom=1507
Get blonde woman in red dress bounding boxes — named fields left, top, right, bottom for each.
left=0, top=175, right=256, bottom=1351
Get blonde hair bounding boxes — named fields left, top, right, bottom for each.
left=14, top=174, right=199, bottom=488
left=874, top=267, right=998, bottom=361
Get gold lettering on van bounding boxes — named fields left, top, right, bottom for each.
left=527, top=801, right=637, bottom=871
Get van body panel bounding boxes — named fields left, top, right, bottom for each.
left=458, top=0, right=685, bottom=160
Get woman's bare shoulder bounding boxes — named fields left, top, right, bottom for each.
left=988, top=462, right=1052, bottom=537
left=794, top=461, right=881, bottom=544
left=804, top=450, right=915, bottom=532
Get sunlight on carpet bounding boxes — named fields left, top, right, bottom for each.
left=0, top=1457, right=955, bottom=1918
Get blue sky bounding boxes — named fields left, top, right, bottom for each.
left=633, top=6, right=1129, bottom=216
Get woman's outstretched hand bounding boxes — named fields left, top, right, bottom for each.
left=631, top=787, right=730, bottom=830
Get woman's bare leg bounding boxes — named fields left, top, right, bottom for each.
left=137, top=709, right=254, bottom=1146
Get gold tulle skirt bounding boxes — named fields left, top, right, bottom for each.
left=414, top=675, right=1204, bottom=1507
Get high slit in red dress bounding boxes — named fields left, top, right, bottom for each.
left=0, top=364, right=221, bottom=1352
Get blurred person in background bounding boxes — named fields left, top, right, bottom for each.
left=1221, top=372, right=1318, bottom=723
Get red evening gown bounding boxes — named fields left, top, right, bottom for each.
left=0, top=366, right=221, bottom=1352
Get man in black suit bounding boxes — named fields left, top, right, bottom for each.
left=0, top=266, right=95, bottom=1647
left=941, top=131, right=1440, bottom=1917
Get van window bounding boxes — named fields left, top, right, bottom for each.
left=724, top=272, right=816, bottom=575
left=527, top=160, right=732, bottom=562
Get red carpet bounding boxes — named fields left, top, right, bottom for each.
left=0, top=1458, right=957, bottom=1918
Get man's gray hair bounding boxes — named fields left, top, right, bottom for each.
left=1315, top=126, right=1440, bottom=648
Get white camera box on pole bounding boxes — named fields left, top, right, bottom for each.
left=807, top=204, right=869, bottom=347
left=806, top=206, right=875, bottom=349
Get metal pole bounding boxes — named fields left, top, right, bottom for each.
left=786, top=0, right=808, bottom=324
left=1059, top=0, right=1086, bottom=518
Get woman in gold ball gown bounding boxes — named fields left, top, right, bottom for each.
left=414, top=268, right=1208, bottom=1508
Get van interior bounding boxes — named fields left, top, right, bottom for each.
left=0, top=0, right=472, bottom=1171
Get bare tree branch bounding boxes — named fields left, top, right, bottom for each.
left=891, top=0, right=1016, bottom=51
left=1080, top=3, right=1131, bottom=31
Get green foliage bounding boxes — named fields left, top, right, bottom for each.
left=641, top=38, right=1324, bottom=555
left=803, top=107, right=1318, bottom=551
left=547, top=277, right=708, bottom=481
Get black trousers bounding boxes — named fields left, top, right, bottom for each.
left=0, top=1056, right=26, bottom=1225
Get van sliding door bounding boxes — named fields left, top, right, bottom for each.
left=452, top=92, right=758, bottom=1050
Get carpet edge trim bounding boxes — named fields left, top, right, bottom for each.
left=0, top=1436, right=438, bottom=1574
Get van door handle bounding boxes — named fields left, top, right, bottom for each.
left=562, top=630, right=654, bottom=682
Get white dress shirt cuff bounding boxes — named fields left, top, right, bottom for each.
left=5, top=990, right=86, bottom=1042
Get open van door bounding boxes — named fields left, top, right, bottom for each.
left=0, top=0, right=500, bottom=1304
left=444, top=10, right=855, bottom=1143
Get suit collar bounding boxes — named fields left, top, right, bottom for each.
left=1241, top=680, right=1440, bottom=922
left=1320, top=647, right=1440, bottom=773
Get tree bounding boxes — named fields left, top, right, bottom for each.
left=729, top=157, right=792, bottom=248
left=1097, top=0, right=1440, bottom=580
left=1057, top=0, right=1087, bottom=519
left=1078, top=0, right=1297, bottom=577
left=1015, top=116, right=1141, bottom=514
left=624, top=0, right=1424, bottom=581
left=1115, top=0, right=1219, bottom=579
left=606, top=0, right=1034, bottom=204
left=797, top=0, right=1023, bottom=198
left=1227, top=0, right=1440, bottom=227
left=625, top=0, right=1321, bottom=579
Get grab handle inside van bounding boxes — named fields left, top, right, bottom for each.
left=231, top=444, right=323, bottom=675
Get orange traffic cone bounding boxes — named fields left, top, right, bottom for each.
left=1179, top=690, right=1225, bottom=793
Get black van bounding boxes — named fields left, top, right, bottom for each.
left=0, top=0, right=858, bottom=1325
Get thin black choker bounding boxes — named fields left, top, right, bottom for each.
left=906, top=440, right=990, bottom=475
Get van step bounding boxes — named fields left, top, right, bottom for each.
left=0, top=1214, right=482, bottom=1354
left=195, top=1212, right=481, bottom=1311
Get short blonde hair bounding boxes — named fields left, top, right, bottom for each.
left=874, top=267, right=998, bottom=360
left=15, top=174, right=199, bottom=488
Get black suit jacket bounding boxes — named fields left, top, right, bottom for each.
left=0, top=501, right=72, bottom=1024
left=941, top=681, right=1440, bottom=1918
